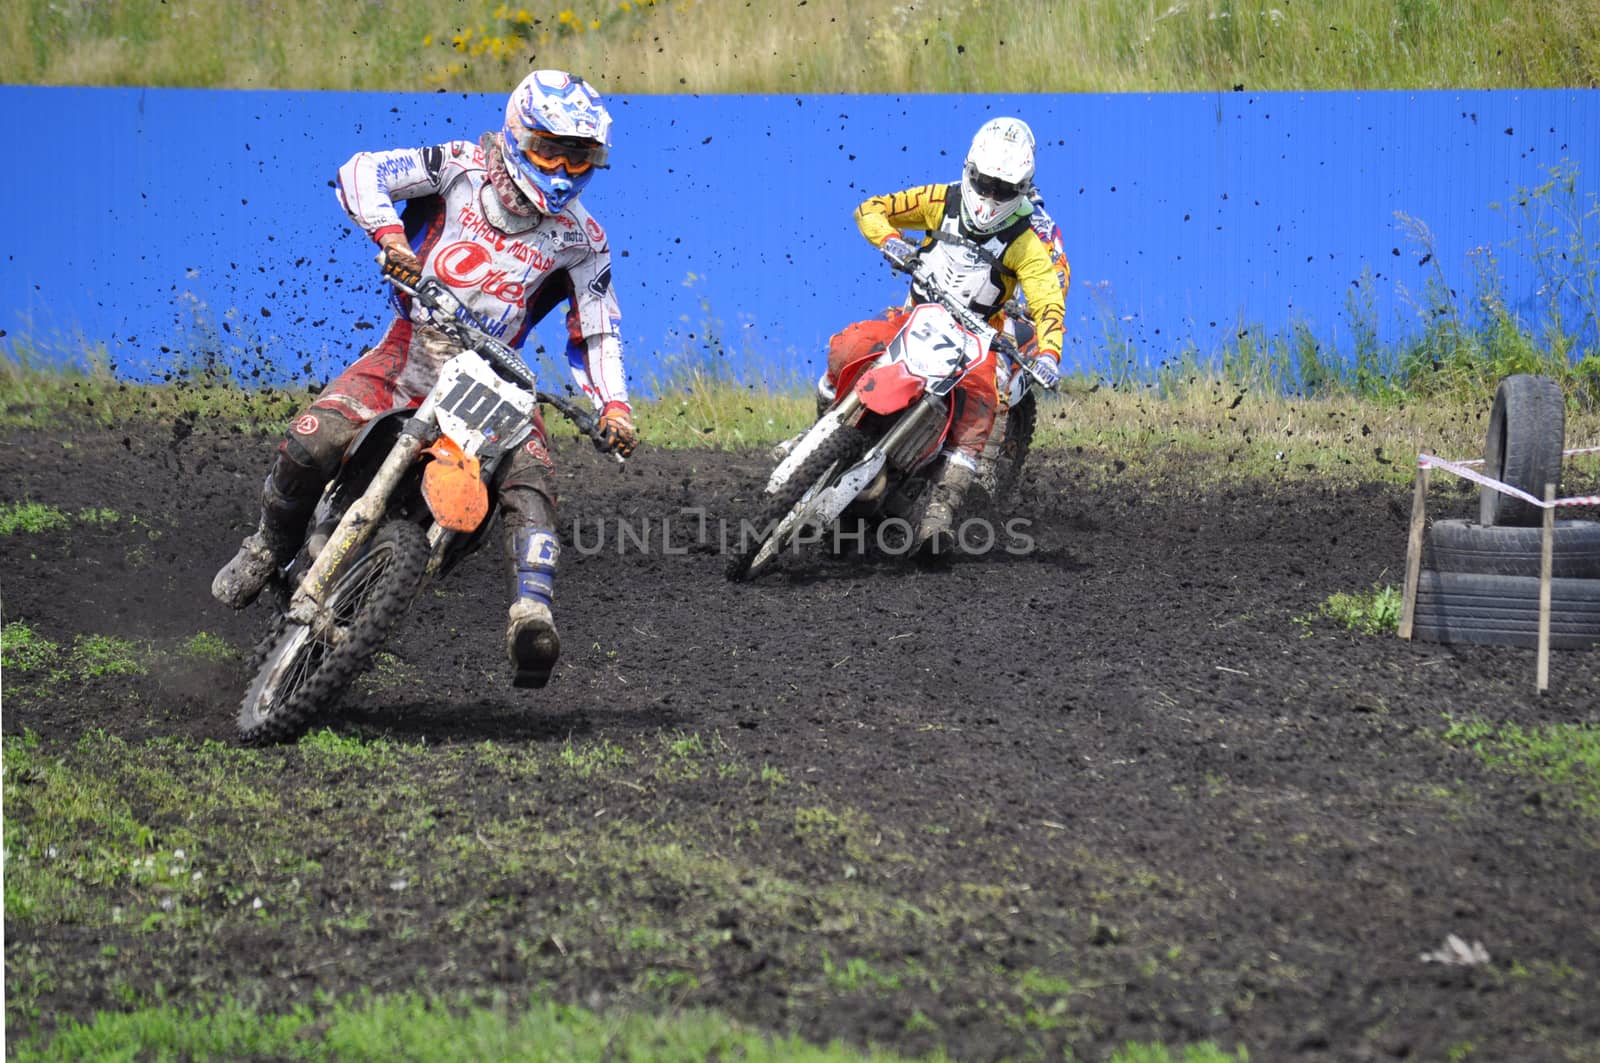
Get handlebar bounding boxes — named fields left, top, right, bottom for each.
left=380, top=256, right=626, bottom=462
left=899, top=257, right=1057, bottom=391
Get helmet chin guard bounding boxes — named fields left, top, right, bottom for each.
left=960, top=117, right=1035, bottom=234
left=501, top=70, right=613, bottom=215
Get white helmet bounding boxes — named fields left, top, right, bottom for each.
left=500, top=70, right=612, bottom=215
left=960, top=117, right=1035, bottom=234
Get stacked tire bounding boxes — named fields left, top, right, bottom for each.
left=1413, top=374, right=1600, bottom=650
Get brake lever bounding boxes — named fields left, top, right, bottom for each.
left=537, top=389, right=627, bottom=466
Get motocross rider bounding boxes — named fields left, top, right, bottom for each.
left=212, top=70, right=636, bottom=690
left=975, top=187, right=1071, bottom=493
left=823, top=117, right=1066, bottom=553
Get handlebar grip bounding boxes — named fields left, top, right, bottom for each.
left=381, top=256, right=424, bottom=293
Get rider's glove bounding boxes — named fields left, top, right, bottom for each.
left=879, top=235, right=919, bottom=271
left=598, top=401, right=638, bottom=458
left=1032, top=352, right=1061, bottom=389
left=376, top=230, right=422, bottom=278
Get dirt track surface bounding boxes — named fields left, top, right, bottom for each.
left=4, top=423, right=1598, bottom=1061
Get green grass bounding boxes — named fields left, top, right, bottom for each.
left=0, top=503, right=127, bottom=536
left=1442, top=717, right=1600, bottom=817
left=1314, top=584, right=1405, bottom=636
left=7, top=0, right=1597, bottom=92
left=5, top=366, right=1600, bottom=487
left=8, top=992, right=938, bottom=1063
left=2, top=727, right=1247, bottom=1061
left=0, top=624, right=150, bottom=687
left=2, top=623, right=62, bottom=672
left=179, top=631, right=237, bottom=662
left=10, top=991, right=1251, bottom=1062
left=0, top=502, right=71, bottom=536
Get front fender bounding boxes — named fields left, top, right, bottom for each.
left=855, top=362, right=927, bottom=415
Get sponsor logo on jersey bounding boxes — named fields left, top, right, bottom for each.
left=433, top=240, right=535, bottom=304
left=587, top=265, right=612, bottom=298
left=585, top=217, right=605, bottom=246
left=374, top=154, right=416, bottom=182
left=454, top=205, right=557, bottom=271
left=291, top=413, right=320, bottom=436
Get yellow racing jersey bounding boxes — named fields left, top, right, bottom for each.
left=854, top=183, right=1065, bottom=361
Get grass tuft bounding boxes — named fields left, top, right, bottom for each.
left=1317, top=584, right=1404, bottom=636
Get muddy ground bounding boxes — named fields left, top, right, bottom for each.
left=3, top=420, right=1598, bottom=1061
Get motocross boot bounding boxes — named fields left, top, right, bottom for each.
left=915, top=455, right=976, bottom=557
left=211, top=456, right=322, bottom=609
left=505, top=526, right=562, bottom=689
left=970, top=408, right=1010, bottom=511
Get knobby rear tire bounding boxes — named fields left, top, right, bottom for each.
left=989, top=391, right=1038, bottom=506
left=237, top=520, right=430, bottom=745
left=725, top=425, right=867, bottom=582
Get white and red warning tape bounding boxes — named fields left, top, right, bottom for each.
left=1418, top=445, right=1600, bottom=508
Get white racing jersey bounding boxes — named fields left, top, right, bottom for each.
left=335, top=138, right=628, bottom=410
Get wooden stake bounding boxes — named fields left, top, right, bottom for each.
left=1399, top=458, right=1429, bottom=640
left=1537, top=482, right=1555, bottom=694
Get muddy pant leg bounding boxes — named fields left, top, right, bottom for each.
left=212, top=405, right=359, bottom=608
left=825, top=309, right=907, bottom=392
left=974, top=360, right=1013, bottom=500
left=497, top=422, right=563, bottom=689
left=916, top=361, right=997, bottom=554
left=946, top=358, right=999, bottom=462
left=259, top=410, right=359, bottom=547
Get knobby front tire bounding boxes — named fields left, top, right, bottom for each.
left=725, top=425, right=867, bottom=582
left=237, top=520, right=430, bottom=745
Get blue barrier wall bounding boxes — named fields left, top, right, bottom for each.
left=3, top=87, right=1596, bottom=393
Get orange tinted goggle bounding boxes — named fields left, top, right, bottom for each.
left=518, top=131, right=610, bottom=175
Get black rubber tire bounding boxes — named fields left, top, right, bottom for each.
left=1429, top=518, right=1600, bottom=579
left=989, top=391, right=1038, bottom=506
left=1411, top=569, right=1600, bottom=649
left=238, top=520, right=430, bottom=744
left=725, top=425, right=867, bottom=581
left=1479, top=374, right=1565, bottom=528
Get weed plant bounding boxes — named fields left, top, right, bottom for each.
left=9, top=0, right=1599, bottom=93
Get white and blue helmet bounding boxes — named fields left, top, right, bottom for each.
left=501, top=70, right=612, bottom=214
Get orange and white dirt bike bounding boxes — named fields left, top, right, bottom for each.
left=236, top=262, right=622, bottom=745
left=724, top=260, right=1056, bottom=581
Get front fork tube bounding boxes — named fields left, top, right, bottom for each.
left=287, top=422, right=431, bottom=626
left=868, top=395, right=939, bottom=467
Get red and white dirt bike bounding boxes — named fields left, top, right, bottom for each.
left=235, top=261, right=621, bottom=744
left=724, top=261, right=1056, bottom=581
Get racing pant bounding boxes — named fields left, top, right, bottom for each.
left=256, top=317, right=560, bottom=608
left=824, top=307, right=998, bottom=461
